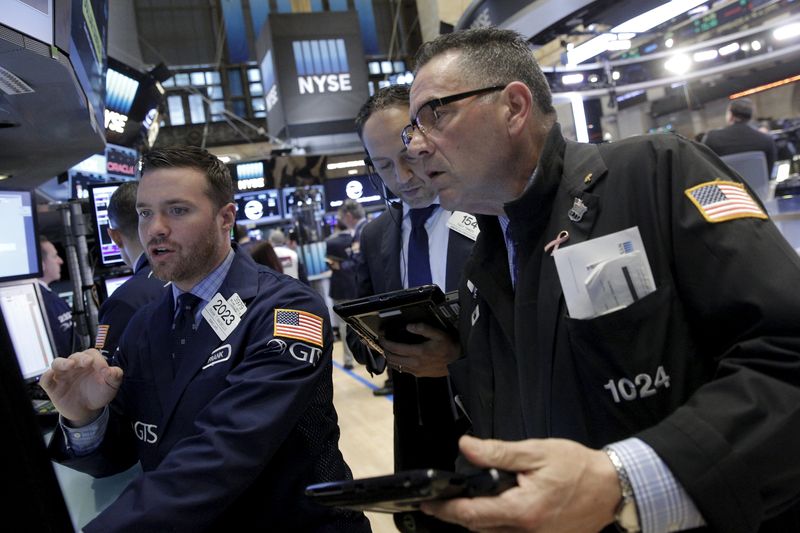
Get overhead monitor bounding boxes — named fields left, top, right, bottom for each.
left=88, top=182, right=125, bottom=268
left=0, top=279, right=56, bottom=381
left=235, top=190, right=283, bottom=225
left=0, top=189, right=42, bottom=282
left=323, top=175, right=384, bottom=211
left=282, top=185, right=325, bottom=218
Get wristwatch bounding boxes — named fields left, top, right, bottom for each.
left=604, top=447, right=641, bottom=533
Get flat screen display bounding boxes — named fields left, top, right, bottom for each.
left=323, top=175, right=383, bottom=210
left=235, top=190, right=283, bottom=225
left=0, top=190, right=42, bottom=282
left=0, top=279, right=55, bottom=381
left=282, top=185, right=325, bottom=218
left=104, top=274, right=132, bottom=298
left=88, top=183, right=125, bottom=267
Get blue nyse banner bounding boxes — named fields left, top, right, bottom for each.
left=256, top=11, right=369, bottom=140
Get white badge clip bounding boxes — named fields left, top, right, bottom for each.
left=202, top=292, right=244, bottom=341
left=447, top=211, right=480, bottom=241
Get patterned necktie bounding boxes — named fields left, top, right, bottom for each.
left=505, top=223, right=519, bottom=289
left=407, top=204, right=438, bottom=287
left=170, top=293, right=202, bottom=374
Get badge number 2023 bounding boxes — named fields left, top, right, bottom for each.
left=604, top=366, right=670, bottom=403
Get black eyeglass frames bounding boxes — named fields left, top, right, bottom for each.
left=401, top=85, right=506, bottom=147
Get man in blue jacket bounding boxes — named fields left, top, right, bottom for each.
left=43, top=146, right=368, bottom=532
left=95, top=181, right=169, bottom=359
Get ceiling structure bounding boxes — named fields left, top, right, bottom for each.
left=2, top=0, right=799, bottom=193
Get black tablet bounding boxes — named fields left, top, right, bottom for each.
left=333, top=285, right=459, bottom=354
left=305, top=468, right=517, bottom=513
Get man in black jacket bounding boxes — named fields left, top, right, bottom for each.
left=350, top=85, right=475, bottom=532
left=704, top=97, right=777, bottom=175
left=405, top=28, right=800, bottom=533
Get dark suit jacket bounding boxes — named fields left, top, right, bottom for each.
left=347, top=205, right=473, bottom=472
left=51, top=248, right=368, bottom=532
left=704, top=121, right=777, bottom=174
left=325, top=231, right=358, bottom=300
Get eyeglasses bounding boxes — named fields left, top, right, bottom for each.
left=401, top=85, right=506, bottom=147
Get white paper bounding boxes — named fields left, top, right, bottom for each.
left=553, top=227, right=655, bottom=319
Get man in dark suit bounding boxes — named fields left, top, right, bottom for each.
left=43, top=146, right=368, bottom=532
left=325, top=200, right=364, bottom=369
left=350, top=85, right=475, bottom=533
left=704, top=97, right=777, bottom=175
left=95, top=181, right=169, bottom=359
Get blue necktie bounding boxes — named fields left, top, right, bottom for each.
left=170, top=293, right=202, bottom=374
left=408, top=205, right=438, bottom=287
left=505, top=223, right=519, bottom=288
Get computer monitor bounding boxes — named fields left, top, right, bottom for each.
left=773, top=160, right=792, bottom=182
left=0, top=309, right=73, bottom=531
left=103, top=274, right=133, bottom=299
left=0, top=279, right=56, bottom=382
left=88, top=183, right=126, bottom=268
left=234, top=189, right=283, bottom=225
left=282, top=185, right=325, bottom=218
left=323, top=175, right=383, bottom=211
left=0, top=189, right=42, bottom=282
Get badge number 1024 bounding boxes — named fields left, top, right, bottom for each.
left=604, top=366, right=670, bottom=403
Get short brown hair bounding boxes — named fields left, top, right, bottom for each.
left=141, top=146, right=234, bottom=209
left=107, top=181, right=139, bottom=240
left=355, top=84, right=410, bottom=139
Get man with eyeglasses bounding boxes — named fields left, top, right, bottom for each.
left=404, top=28, right=800, bottom=533
left=350, top=84, right=475, bottom=532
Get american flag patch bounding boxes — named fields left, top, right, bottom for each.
left=95, top=324, right=109, bottom=349
left=685, top=180, right=767, bottom=223
left=274, top=309, right=324, bottom=347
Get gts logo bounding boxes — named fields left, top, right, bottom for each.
left=133, top=421, right=158, bottom=444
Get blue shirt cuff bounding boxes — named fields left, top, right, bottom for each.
left=607, top=437, right=706, bottom=533
left=59, top=407, right=109, bottom=456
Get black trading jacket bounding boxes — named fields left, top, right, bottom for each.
left=453, top=124, right=800, bottom=533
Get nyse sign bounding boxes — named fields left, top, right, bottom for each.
left=298, top=73, right=351, bottom=94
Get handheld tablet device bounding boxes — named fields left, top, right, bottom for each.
left=305, top=468, right=517, bottom=513
left=333, top=285, right=460, bottom=353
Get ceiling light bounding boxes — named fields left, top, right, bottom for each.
left=347, top=169, right=358, bottom=175
left=327, top=160, right=366, bottom=170
left=612, top=70, right=621, bottom=81
left=612, top=0, right=708, bottom=34
left=607, top=39, right=632, bottom=51
left=664, top=54, right=692, bottom=75
left=569, top=94, right=589, bottom=143
left=693, top=49, right=718, bottom=62
left=751, top=40, right=762, bottom=51
left=566, top=34, right=617, bottom=65
left=718, top=42, right=740, bottom=56
left=566, top=1, right=704, bottom=65
left=0, top=174, right=9, bottom=181
left=588, top=74, right=599, bottom=83
left=665, top=38, right=674, bottom=48
left=562, top=73, right=584, bottom=85
left=773, top=22, right=800, bottom=41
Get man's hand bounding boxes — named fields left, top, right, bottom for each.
left=379, top=323, right=460, bottom=377
left=39, top=348, right=123, bottom=426
left=420, top=435, right=621, bottom=533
